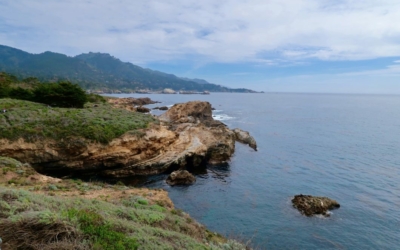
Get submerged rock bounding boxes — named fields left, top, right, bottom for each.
left=233, top=128, right=257, bottom=151
left=166, top=170, right=196, bottom=186
left=292, top=194, right=340, bottom=217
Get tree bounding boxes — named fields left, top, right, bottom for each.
left=8, top=87, right=34, bottom=101
left=33, top=81, right=88, bottom=108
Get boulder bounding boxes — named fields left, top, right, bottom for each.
left=166, top=170, right=196, bottom=186
left=136, top=106, right=150, bottom=113
left=292, top=194, right=340, bottom=217
left=131, top=97, right=159, bottom=106
left=159, top=101, right=213, bottom=123
left=152, top=106, right=168, bottom=111
left=233, top=128, right=257, bottom=151
left=108, top=97, right=160, bottom=111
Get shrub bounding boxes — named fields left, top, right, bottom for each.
left=66, top=209, right=139, bottom=250
left=33, top=81, right=88, bottom=108
left=8, top=87, right=34, bottom=101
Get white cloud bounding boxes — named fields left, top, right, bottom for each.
left=1, top=0, right=400, bottom=65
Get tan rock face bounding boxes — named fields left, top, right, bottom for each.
left=159, top=101, right=213, bottom=123
left=233, top=128, right=257, bottom=151
left=0, top=101, right=246, bottom=178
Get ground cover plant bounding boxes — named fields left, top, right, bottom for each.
left=0, top=157, right=250, bottom=250
left=0, top=98, right=156, bottom=143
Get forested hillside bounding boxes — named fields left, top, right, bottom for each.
left=0, top=45, right=257, bottom=92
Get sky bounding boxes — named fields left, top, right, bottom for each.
left=1, top=0, right=400, bottom=93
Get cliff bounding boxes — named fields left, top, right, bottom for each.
left=0, top=100, right=256, bottom=178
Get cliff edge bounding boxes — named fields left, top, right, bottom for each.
left=0, top=100, right=256, bottom=178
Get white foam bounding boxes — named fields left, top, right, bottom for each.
left=212, top=114, right=235, bottom=121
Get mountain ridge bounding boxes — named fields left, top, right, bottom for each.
left=0, top=45, right=257, bottom=92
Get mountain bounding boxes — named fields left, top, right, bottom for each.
left=0, top=45, right=257, bottom=92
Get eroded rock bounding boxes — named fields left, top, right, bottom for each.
left=136, top=106, right=150, bottom=113
left=0, top=101, right=255, bottom=178
left=153, top=106, right=169, bottom=111
left=233, top=128, right=257, bottom=151
left=159, top=101, right=213, bottom=123
left=108, top=97, right=159, bottom=111
left=292, top=194, right=340, bottom=217
left=166, top=170, right=196, bottom=186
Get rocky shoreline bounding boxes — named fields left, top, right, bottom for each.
left=0, top=99, right=257, bottom=182
left=0, top=97, right=256, bottom=249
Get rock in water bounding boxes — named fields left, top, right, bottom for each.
left=136, top=106, right=150, bottom=113
left=292, top=194, right=340, bottom=217
left=166, top=170, right=196, bottom=186
left=153, top=106, right=168, bottom=110
left=233, top=128, right=257, bottom=151
left=159, top=101, right=213, bottom=123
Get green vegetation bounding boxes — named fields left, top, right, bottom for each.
left=0, top=44, right=257, bottom=92
left=31, top=81, right=88, bottom=108
left=0, top=99, right=155, bottom=143
left=0, top=187, right=249, bottom=250
left=1, top=72, right=92, bottom=108
left=0, top=157, right=250, bottom=249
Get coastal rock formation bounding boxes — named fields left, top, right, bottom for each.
left=159, top=101, right=213, bottom=123
left=153, top=106, right=169, bottom=111
left=166, top=170, right=196, bottom=186
left=292, top=194, right=340, bottom=217
left=0, top=101, right=255, bottom=178
left=108, top=97, right=159, bottom=111
left=136, top=106, right=150, bottom=113
left=233, top=128, right=257, bottom=151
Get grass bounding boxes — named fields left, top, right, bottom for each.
left=0, top=157, right=250, bottom=249
left=0, top=98, right=156, bottom=143
left=0, top=187, right=248, bottom=249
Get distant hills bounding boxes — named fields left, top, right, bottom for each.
left=0, top=45, right=257, bottom=93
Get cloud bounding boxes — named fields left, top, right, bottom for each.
left=1, top=0, right=400, bottom=65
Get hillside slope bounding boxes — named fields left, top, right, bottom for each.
left=0, top=45, right=256, bottom=92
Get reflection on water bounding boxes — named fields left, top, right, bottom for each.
left=84, top=162, right=233, bottom=188
left=129, top=163, right=232, bottom=187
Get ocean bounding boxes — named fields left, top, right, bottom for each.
left=110, top=93, right=400, bottom=249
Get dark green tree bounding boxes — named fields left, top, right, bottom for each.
left=0, top=82, right=10, bottom=98
left=33, top=81, right=88, bottom=108
left=8, top=87, right=34, bottom=101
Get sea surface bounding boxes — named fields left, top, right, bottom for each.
left=110, top=93, right=400, bottom=249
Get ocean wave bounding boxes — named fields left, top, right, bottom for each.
left=212, top=114, right=235, bottom=121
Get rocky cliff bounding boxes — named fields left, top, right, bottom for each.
left=0, top=101, right=255, bottom=178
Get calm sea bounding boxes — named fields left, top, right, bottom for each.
left=110, top=93, right=400, bottom=249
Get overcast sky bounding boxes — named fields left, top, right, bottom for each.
left=1, top=0, right=400, bottom=93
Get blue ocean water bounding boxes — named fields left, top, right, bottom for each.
left=113, top=93, right=400, bottom=249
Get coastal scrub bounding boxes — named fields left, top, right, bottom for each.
left=0, top=99, right=156, bottom=143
